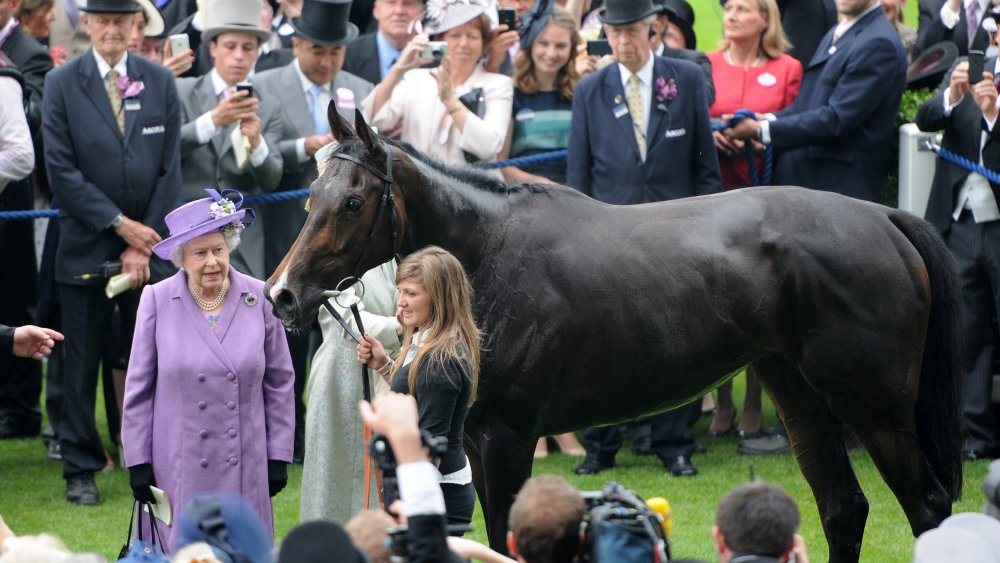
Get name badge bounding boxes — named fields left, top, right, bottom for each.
left=757, top=72, right=777, bottom=87
left=515, top=108, right=535, bottom=122
left=124, top=99, right=141, bottom=111
left=664, top=128, right=686, bottom=138
left=613, top=103, right=629, bottom=119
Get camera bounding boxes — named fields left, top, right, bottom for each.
left=421, top=41, right=449, bottom=60
left=498, top=8, right=517, bottom=30
left=968, top=50, right=985, bottom=84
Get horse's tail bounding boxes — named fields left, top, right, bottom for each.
left=889, top=210, right=963, bottom=502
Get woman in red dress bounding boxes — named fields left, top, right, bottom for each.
left=708, top=0, right=801, bottom=437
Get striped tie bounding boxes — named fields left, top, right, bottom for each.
left=626, top=74, right=646, bottom=160
left=105, top=70, right=124, bottom=134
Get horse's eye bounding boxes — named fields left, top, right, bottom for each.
left=345, top=197, right=363, bottom=212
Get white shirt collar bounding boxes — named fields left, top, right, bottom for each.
left=294, top=59, right=329, bottom=93
left=209, top=69, right=232, bottom=96
left=0, top=18, right=16, bottom=47
left=617, top=54, right=655, bottom=91
left=653, top=43, right=665, bottom=57
left=92, top=48, right=129, bottom=80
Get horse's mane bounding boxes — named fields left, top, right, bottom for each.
left=328, top=136, right=551, bottom=196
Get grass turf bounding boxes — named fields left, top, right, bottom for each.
left=0, top=371, right=992, bottom=562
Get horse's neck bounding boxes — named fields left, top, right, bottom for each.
left=401, top=160, right=508, bottom=267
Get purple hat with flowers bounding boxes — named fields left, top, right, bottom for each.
left=152, top=189, right=256, bottom=260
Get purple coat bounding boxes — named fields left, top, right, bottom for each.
left=122, top=268, right=295, bottom=550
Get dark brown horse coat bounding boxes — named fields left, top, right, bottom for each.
left=266, top=111, right=962, bottom=563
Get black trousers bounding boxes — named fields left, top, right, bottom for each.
left=0, top=179, right=40, bottom=432
left=946, top=213, right=1000, bottom=453
left=440, top=481, right=475, bottom=530
left=58, top=283, right=140, bottom=478
left=583, top=402, right=700, bottom=463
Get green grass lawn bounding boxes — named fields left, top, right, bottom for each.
left=0, top=371, right=992, bottom=562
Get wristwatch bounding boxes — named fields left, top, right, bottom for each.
left=110, top=214, right=124, bottom=229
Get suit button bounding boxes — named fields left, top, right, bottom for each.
left=198, top=401, right=207, bottom=410
left=227, top=401, right=235, bottom=410
left=200, top=459, right=208, bottom=467
left=228, top=429, right=236, bottom=438
left=200, top=430, right=208, bottom=439
left=229, top=457, right=238, bottom=466
left=197, top=374, right=206, bottom=382
left=227, top=372, right=235, bottom=381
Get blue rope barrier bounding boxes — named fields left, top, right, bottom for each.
left=711, top=109, right=773, bottom=186
left=0, top=150, right=569, bottom=221
left=921, top=140, right=1000, bottom=186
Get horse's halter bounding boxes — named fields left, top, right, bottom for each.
left=332, top=139, right=403, bottom=283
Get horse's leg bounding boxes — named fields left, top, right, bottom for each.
left=754, top=356, right=868, bottom=563
left=469, top=414, right=536, bottom=552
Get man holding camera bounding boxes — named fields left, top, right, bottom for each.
left=915, top=8, right=1000, bottom=462
left=175, top=0, right=283, bottom=280
left=343, top=0, right=425, bottom=85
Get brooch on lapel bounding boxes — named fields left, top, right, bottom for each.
left=655, top=77, right=677, bottom=102
left=614, top=94, right=622, bottom=104
left=244, top=293, right=258, bottom=308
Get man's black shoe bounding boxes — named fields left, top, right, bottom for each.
left=47, top=441, right=62, bottom=460
left=738, top=434, right=792, bottom=455
left=665, top=455, right=698, bottom=477
left=631, top=436, right=653, bottom=456
left=0, top=416, right=41, bottom=440
left=574, top=458, right=614, bottom=475
left=66, top=474, right=100, bottom=506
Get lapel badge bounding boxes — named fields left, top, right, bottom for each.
left=656, top=103, right=668, bottom=112
left=828, top=45, right=837, bottom=55
left=614, top=94, right=623, bottom=104
left=244, top=293, right=258, bottom=307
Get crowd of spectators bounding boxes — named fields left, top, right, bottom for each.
left=2, top=0, right=1000, bottom=558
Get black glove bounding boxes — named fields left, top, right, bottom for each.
left=128, top=463, right=157, bottom=504
left=268, top=460, right=288, bottom=497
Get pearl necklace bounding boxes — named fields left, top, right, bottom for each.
left=188, top=277, right=229, bottom=311
left=724, top=48, right=762, bottom=69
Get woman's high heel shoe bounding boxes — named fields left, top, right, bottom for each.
left=708, top=408, right=737, bottom=437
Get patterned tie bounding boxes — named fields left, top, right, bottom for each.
left=968, top=0, right=980, bottom=45
left=310, top=84, right=330, bottom=135
left=626, top=74, right=646, bottom=159
left=105, top=70, right=125, bottom=134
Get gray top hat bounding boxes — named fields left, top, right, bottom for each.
left=80, top=0, right=141, bottom=13
left=201, top=0, right=271, bottom=44
left=601, top=0, right=660, bottom=26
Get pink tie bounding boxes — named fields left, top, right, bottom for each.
left=968, top=1, right=980, bottom=44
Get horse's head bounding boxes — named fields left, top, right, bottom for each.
left=265, top=107, right=406, bottom=329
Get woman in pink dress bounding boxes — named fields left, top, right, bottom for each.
left=708, top=0, right=801, bottom=437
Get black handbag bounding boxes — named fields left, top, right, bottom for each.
left=117, top=500, right=168, bottom=562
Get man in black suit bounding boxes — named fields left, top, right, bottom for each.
left=0, top=0, right=52, bottom=442
left=342, top=0, right=424, bottom=84
left=915, top=25, right=1000, bottom=460
left=43, top=0, right=181, bottom=504
left=914, top=0, right=990, bottom=58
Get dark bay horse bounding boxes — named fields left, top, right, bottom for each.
left=265, top=110, right=962, bottom=562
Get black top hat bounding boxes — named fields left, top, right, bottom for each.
left=655, top=0, right=697, bottom=48
left=291, top=0, right=360, bottom=46
left=80, top=0, right=142, bottom=13
left=906, top=41, right=958, bottom=90
left=601, top=0, right=660, bottom=26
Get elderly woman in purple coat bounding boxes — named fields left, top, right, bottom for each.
left=121, top=189, right=295, bottom=552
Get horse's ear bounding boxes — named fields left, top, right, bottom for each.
left=327, top=102, right=356, bottom=141
left=354, top=109, right=379, bottom=154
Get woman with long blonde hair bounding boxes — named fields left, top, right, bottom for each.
left=357, top=246, right=480, bottom=527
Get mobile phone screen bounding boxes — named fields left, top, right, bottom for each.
left=587, top=40, right=612, bottom=57
left=968, top=50, right=985, bottom=83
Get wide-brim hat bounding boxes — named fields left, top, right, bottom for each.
left=655, top=0, right=696, bottom=48
left=601, top=0, right=659, bottom=26
left=135, top=0, right=165, bottom=37
left=940, top=513, right=1000, bottom=557
left=423, top=0, right=494, bottom=36
left=152, top=189, right=256, bottom=261
left=291, top=0, right=359, bottom=46
left=201, top=0, right=271, bottom=44
left=905, top=41, right=958, bottom=90
left=80, top=0, right=142, bottom=13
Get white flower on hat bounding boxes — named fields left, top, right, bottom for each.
left=209, top=197, right=245, bottom=236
